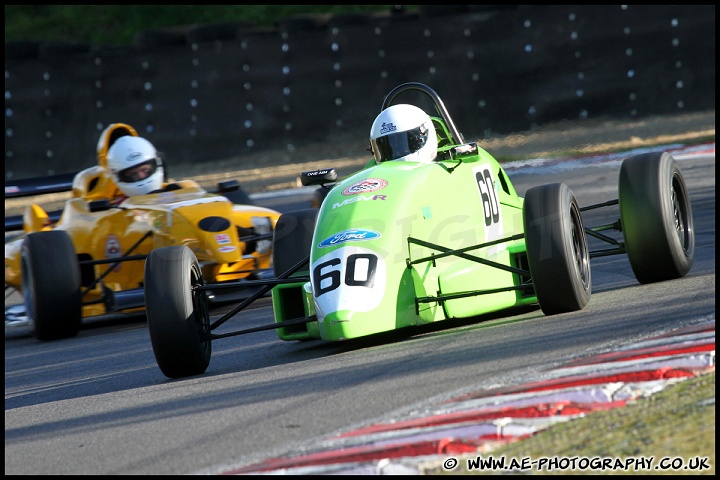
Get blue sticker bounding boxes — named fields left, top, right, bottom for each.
left=318, top=229, right=381, bottom=248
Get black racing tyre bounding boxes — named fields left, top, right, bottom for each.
left=21, top=230, right=82, bottom=340
left=619, top=152, right=694, bottom=283
left=523, top=183, right=591, bottom=315
left=272, top=209, right=318, bottom=278
left=145, top=246, right=211, bottom=378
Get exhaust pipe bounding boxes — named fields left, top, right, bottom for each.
left=103, top=285, right=146, bottom=312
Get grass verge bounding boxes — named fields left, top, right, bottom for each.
left=423, top=370, right=715, bottom=475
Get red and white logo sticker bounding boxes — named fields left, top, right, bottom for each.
left=105, top=234, right=122, bottom=272
left=342, top=178, right=388, bottom=196
left=215, top=233, right=231, bottom=245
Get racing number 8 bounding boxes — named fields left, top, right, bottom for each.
left=476, top=168, right=500, bottom=226
left=314, top=253, right=377, bottom=296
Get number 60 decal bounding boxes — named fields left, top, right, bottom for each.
left=311, top=246, right=387, bottom=316
left=475, top=166, right=500, bottom=227
left=313, top=253, right=378, bottom=297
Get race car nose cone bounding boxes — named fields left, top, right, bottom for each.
left=319, top=310, right=399, bottom=341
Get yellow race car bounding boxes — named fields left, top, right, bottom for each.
left=5, top=123, right=280, bottom=341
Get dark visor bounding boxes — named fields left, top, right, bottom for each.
left=370, top=124, right=429, bottom=162
left=118, top=158, right=159, bottom=183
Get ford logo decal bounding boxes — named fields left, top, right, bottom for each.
left=318, top=229, right=381, bottom=248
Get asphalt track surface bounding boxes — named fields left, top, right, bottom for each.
left=4, top=144, right=715, bottom=475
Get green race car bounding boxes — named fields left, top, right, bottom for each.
left=143, top=82, right=695, bottom=378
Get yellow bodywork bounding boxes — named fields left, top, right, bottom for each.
left=5, top=175, right=280, bottom=319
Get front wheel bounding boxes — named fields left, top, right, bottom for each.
left=21, top=230, right=82, bottom=340
left=145, top=246, right=211, bottom=378
left=619, top=152, right=694, bottom=283
left=523, top=183, right=591, bottom=315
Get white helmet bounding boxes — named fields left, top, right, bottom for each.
left=369, top=104, right=437, bottom=163
left=106, top=136, right=164, bottom=197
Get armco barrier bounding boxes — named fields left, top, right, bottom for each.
left=4, top=5, right=715, bottom=181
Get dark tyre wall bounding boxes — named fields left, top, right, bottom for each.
left=4, top=5, right=715, bottom=181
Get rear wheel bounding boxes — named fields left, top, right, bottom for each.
left=619, top=152, right=694, bottom=283
left=272, top=209, right=318, bottom=277
left=21, top=230, right=82, bottom=340
left=145, top=246, right=211, bottom=378
left=523, top=183, right=591, bottom=315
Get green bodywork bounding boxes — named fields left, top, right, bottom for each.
left=273, top=128, right=537, bottom=342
